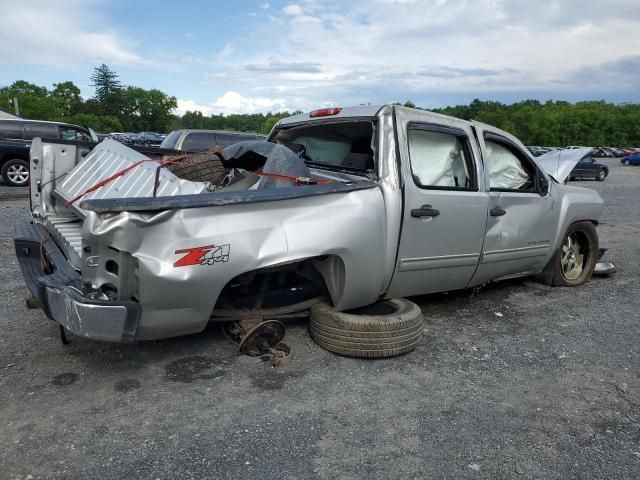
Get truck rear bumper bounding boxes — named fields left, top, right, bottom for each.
left=14, top=222, right=140, bottom=342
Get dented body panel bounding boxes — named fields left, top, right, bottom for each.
left=16, top=106, right=604, bottom=342
left=80, top=186, right=386, bottom=340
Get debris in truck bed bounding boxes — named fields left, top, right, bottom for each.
left=164, top=147, right=227, bottom=184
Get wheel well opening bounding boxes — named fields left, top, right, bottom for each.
left=213, top=255, right=345, bottom=312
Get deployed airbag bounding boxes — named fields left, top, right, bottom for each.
left=486, top=141, right=529, bottom=189
left=408, top=130, right=468, bottom=187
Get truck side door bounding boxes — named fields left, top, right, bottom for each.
left=469, top=127, right=557, bottom=286
left=386, top=109, right=489, bottom=297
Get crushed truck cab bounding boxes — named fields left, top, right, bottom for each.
left=15, top=106, right=604, bottom=342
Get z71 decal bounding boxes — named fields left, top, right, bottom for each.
left=174, top=244, right=231, bottom=267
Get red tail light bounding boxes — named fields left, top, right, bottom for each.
left=309, top=107, right=342, bottom=118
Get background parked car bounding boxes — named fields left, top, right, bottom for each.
left=619, top=148, right=638, bottom=157
left=592, top=147, right=615, bottom=158
left=621, top=153, right=640, bottom=166
left=160, top=129, right=266, bottom=151
left=0, top=119, right=97, bottom=186
left=526, top=146, right=551, bottom=157
left=568, top=156, right=609, bottom=181
left=139, top=131, right=164, bottom=147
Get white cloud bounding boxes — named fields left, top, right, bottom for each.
left=176, top=91, right=291, bottom=116
left=282, top=4, right=303, bottom=16
left=227, top=0, right=640, bottom=107
left=0, top=0, right=144, bottom=67
left=261, top=2, right=271, bottom=9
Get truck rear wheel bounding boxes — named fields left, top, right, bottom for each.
left=309, top=299, right=423, bottom=358
left=551, top=221, right=599, bottom=286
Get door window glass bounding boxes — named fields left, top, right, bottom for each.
left=485, top=140, right=531, bottom=190
left=407, top=128, right=475, bottom=190
left=59, top=127, right=91, bottom=141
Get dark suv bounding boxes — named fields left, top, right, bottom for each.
left=0, top=119, right=97, bottom=186
left=160, top=129, right=266, bottom=152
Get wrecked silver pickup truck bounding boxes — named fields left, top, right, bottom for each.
left=15, top=105, right=603, bottom=357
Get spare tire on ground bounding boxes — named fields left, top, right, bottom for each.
left=309, top=298, right=423, bottom=358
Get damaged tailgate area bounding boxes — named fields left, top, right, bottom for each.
left=25, top=135, right=383, bottom=343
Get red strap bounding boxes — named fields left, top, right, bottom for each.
left=64, top=159, right=156, bottom=207
left=64, top=156, right=189, bottom=207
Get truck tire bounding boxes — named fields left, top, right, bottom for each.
left=2, top=158, right=30, bottom=186
left=166, top=147, right=226, bottom=184
left=309, top=299, right=423, bottom=358
left=551, top=221, right=599, bottom=287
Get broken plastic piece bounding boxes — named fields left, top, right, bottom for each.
left=593, top=262, right=616, bottom=276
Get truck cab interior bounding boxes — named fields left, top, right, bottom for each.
left=274, top=121, right=375, bottom=172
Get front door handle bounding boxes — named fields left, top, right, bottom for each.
left=490, top=206, right=506, bottom=217
left=411, top=205, right=440, bottom=218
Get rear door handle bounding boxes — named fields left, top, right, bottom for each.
left=490, top=206, right=506, bottom=217
left=411, top=205, right=440, bottom=218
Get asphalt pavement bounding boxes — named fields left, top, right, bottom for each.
left=1, top=158, right=639, bottom=479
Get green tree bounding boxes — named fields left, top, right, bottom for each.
left=119, top=86, right=177, bottom=132
left=90, top=64, right=123, bottom=116
left=51, top=81, right=82, bottom=117
left=90, top=64, right=122, bottom=102
left=65, top=113, right=123, bottom=132
left=0, top=80, right=56, bottom=119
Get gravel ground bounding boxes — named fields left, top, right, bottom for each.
left=0, top=159, right=639, bottom=479
left=0, top=179, right=28, bottom=201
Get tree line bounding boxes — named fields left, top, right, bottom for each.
left=0, top=65, right=178, bottom=133
left=2, top=65, right=640, bottom=146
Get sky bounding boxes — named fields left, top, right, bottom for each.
left=0, top=0, right=639, bottom=115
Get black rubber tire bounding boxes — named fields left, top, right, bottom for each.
left=1, top=158, right=30, bottom=186
left=309, top=298, right=423, bottom=358
left=623, top=159, right=630, bottom=166
left=551, top=221, right=599, bottom=286
left=596, top=169, right=607, bottom=181
left=166, top=148, right=226, bottom=183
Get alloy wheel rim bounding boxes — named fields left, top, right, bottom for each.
left=561, top=232, right=586, bottom=280
left=7, top=164, right=29, bottom=184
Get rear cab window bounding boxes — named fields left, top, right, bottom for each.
left=273, top=121, right=375, bottom=173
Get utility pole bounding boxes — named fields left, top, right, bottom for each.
left=13, top=97, right=20, bottom=117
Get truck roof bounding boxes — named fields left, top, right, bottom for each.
left=276, top=104, right=474, bottom=130
left=274, top=105, right=532, bottom=159
left=277, top=105, right=386, bottom=126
